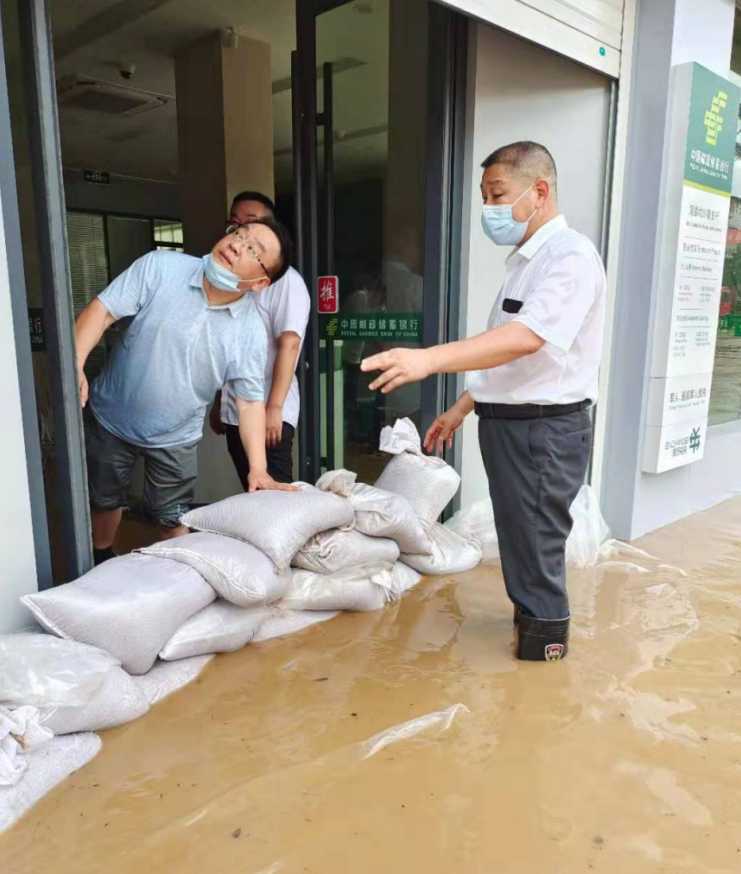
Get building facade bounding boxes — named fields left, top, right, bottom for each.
left=1, top=0, right=739, bottom=631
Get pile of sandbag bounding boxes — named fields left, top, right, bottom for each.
left=1, top=418, right=475, bottom=829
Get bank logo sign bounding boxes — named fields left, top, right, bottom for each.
left=703, top=89, right=728, bottom=147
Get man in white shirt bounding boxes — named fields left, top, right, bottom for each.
left=210, top=192, right=310, bottom=484
left=361, top=141, right=606, bottom=662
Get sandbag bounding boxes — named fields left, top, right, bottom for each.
left=394, top=561, right=423, bottom=593
left=375, top=418, right=461, bottom=521
left=159, top=601, right=274, bottom=660
left=293, top=527, right=400, bottom=574
left=139, top=532, right=289, bottom=607
left=41, top=667, right=149, bottom=735
left=348, top=483, right=433, bottom=555
left=21, top=555, right=215, bottom=675
left=444, top=500, right=500, bottom=562
left=0, top=633, right=119, bottom=709
left=253, top=608, right=338, bottom=642
left=180, top=484, right=354, bottom=570
left=131, top=656, right=214, bottom=707
left=283, top=564, right=400, bottom=612
left=402, top=521, right=482, bottom=575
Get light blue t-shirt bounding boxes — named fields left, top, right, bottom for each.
left=89, top=250, right=267, bottom=448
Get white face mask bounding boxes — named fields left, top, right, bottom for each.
left=481, top=185, right=537, bottom=246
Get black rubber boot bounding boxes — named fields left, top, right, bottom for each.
left=516, top=615, right=570, bottom=661
left=93, top=546, right=116, bottom=566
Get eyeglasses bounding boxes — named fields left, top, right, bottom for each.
left=225, top=223, right=270, bottom=280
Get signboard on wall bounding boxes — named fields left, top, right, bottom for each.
left=317, top=276, right=339, bottom=314
left=643, top=63, right=740, bottom=474
left=322, top=312, right=423, bottom=343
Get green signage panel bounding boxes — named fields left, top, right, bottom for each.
left=321, top=312, right=423, bottom=343
left=683, top=64, right=740, bottom=194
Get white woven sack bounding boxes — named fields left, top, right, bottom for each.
left=293, top=527, right=399, bottom=574
left=283, top=564, right=400, bottom=612
left=41, top=667, right=149, bottom=735
left=0, top=633, right=119, bottom=709
left=375, top=418, right=461, bottom=521
left=21, top=555, right=215, bottom=675
left=394, top=562, right=423, bottom=593
left=131, top=656, right=213, bottom=706
left=348, top=483, right=433, bottom=554
left=159, top=601, right=274, bottom=660
left=139, top=532, right=289, bottom=607
left=252, top=608, right=338, bottom=642
left=402, top=521, right=482, bottom=575
left=180, top=484, right=354, bottom=570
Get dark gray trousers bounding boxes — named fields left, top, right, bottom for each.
left=478, top=409, right=592, bottom=620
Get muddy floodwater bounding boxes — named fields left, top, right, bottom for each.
left=3, top=499, right=741, bottom=873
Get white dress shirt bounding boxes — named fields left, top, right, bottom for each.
left=466, top=215, right=606, bottom=405
left=221, top=266, right=310, bottom=428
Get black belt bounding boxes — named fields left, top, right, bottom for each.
left=474, top=400, right=591, bottom=420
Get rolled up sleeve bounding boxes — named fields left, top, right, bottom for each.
left=514, top=249, right=599, bottom=353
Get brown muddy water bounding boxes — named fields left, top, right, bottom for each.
left=3, top=499, right=741, bottom=873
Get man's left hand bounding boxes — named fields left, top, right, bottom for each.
left=361, top=347, right=433, bottom=394
left=247, top=470, right=297, bottom=493
left=266, top=404, right=284, bottom=448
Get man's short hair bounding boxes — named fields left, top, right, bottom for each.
left=231, top=190, right=276, bottom=214
left=481, top=141, right=557, bottom=191
left=248, top=217, right=292, bottom=283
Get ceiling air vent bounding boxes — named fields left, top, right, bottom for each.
left=57, top=75, right=168, bottom=117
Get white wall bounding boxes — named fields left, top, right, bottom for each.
left=459, top=22, right=612, bottom=510
left=0, top=188, right=39, bottom=632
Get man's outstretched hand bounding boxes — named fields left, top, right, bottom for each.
left=361, top=347, right=434, bottom=394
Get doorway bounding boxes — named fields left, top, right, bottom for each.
left=2, top=0, right=466, bottom=573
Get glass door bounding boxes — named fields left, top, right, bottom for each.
left=295, top=0, right=465, bottom=484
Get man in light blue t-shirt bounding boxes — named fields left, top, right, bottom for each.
left=74, top=218, right=295, bottom=564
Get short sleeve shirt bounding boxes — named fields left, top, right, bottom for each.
left=465, top=215, right=606, bottom=405
left=220, top=266, right=310, bottom=428
left=89, top=251, right=268, bottom=447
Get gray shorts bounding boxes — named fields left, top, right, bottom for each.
left=84, top=408, right=198, bottom=527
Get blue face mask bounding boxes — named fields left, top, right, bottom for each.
left=481, top=185, right=537, bottom=246
left=202, top=253, right=246, bottom=293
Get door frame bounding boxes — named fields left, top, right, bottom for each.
left=294, top=0, right=469, bottom=483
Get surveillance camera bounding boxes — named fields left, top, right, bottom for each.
left=119, top=63, right=136, bottom=80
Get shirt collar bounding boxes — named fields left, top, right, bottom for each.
left=190, top=264, right=250, bottom=318
left=515, top=214, right=568, bottom=261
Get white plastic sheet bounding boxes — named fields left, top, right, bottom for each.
left=444, top=484, right=612, bottom=567
left=0, top=706, right=53, bottom=787
left=131, top=656, right=214, bottom=707
left=0, top=732, right=101, bottom=832
left=0, top=633, right=119, bottom=709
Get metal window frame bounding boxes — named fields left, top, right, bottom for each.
left=17, top=0, right=92, bottom=579
left=296, top=0, right=469, bottom=484
left=0, top=5, right=53, bottom=588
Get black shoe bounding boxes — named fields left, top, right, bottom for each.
left=93, top=547, right=117, bottom=566
left=516, top=615, right=569, bottom=661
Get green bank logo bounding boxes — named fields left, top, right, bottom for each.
left=704, top=89, right=728, bottom=147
